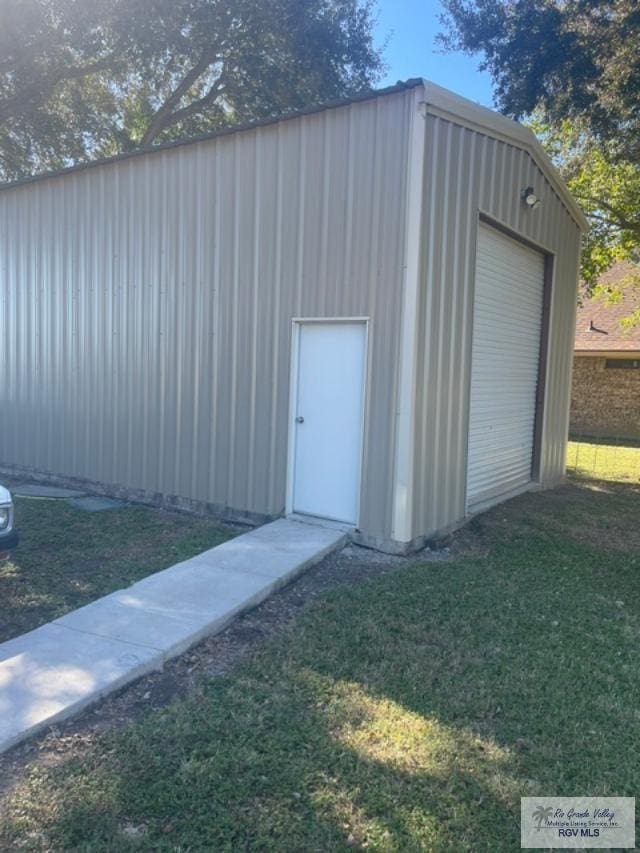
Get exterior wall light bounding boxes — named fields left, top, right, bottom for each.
left=522, top=187, right=541, bottom=209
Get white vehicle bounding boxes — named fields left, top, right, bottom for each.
left=0, top=484, right=18, bottom=559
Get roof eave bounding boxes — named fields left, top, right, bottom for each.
left=0, top=75, right=591, bottom=232
left=0, top=79, right=424, bottom=194
left=419, top=79, right=589, bottom=233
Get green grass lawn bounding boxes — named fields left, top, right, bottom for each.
left=567, top=439, right=640, bottom=482
left=0, top=492, right=234, bottom=643
left=2, top=480, right=639, bottom=851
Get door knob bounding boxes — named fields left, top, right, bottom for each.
left=295, top=416, right=305, bottom=424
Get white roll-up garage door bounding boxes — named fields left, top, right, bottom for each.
left=466, top=223, right=546, bottom=512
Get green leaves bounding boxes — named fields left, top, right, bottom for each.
left=439, top=1, right=640, bottom=298
left=0, top=0, right=383, bottom=182
left=531, top=118, right=640, bottom=293
left=439, top=0, right=640, bottom=162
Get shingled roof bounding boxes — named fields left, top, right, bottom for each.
left=575, top=262, right=640, bottom=353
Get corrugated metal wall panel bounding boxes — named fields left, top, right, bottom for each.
left=0, top=88, right=415, bottom=539
left=412, top=114, right=581, bottom=541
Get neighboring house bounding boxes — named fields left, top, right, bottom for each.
left=571, top=263, right=640, bottom=441
left=0, top=79, right=585, bottom=554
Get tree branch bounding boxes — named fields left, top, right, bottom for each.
left=139, top=51, right=219, bottom=146
left=576, top=194, right=640, bottom=235
left=146, top=77, right=227, bottom=138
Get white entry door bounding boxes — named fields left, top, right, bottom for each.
left=290, top=321, right=367, bottom=525
left=466, top=224, right=546, bottom=512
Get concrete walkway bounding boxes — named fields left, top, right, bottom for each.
left=0, top=519, right=346, bottom=753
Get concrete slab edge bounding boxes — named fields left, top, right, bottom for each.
left=0, top=627, right=164, bottom=754
left=0, top=526, right=347, bottom=755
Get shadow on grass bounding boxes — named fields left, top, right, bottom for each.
left=2, top=483, right=639, bottom=850
left=1, top=671, right=523, bottom=851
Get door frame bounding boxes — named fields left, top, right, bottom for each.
left=285, top=317, right=370, bottom=525
left=464, top=213, right=555, bottom=514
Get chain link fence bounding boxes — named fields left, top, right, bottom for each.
left=566, top=434, right=640, bottom=483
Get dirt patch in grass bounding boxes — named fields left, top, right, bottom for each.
left=0, top=478, right=638, bottom=850
left=0, top=542, right=442, bottom=806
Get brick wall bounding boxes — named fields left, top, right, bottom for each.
left=570, top=356, right=640, bottom=440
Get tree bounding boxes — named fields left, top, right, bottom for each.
left=0, top=0, right=383, bottom=182
left=534, top=119, right=640, bottom=289
left=438, top=0, right=640, bottom=161
left=439, top=0, right=640, bottom=298
left=0, top=0, right=122, bottom=177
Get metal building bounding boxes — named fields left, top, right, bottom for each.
left=0, top=79, right=585, bottom=552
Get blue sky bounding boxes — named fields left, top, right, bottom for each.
left=374, top=0, right=494, bottom=106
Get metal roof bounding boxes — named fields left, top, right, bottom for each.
left=0, top=76, right=587, bottom=230
left=0, top=79, right=423, bottom=193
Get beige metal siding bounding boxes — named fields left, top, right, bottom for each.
left=412, top=114, right=581, bottom=541
left=0, top=89, right=415, bottom=539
